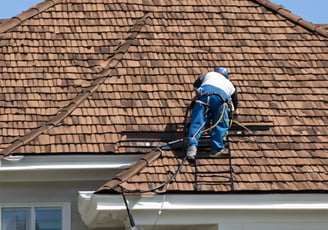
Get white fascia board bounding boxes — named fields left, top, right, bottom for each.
left=0, top=154, right=142, bottom=182
left=81, top=192, right=328, bottom=211
left=0, top=154, right=142, bottom=171
left=78, top=192, right=328, bottom=228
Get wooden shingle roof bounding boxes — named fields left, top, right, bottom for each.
left=0, top=0, right=327, bottom=192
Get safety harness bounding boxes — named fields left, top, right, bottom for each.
left=193, top=91, right=234, bottom=132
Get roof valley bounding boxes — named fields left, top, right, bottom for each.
left=0, top=12, right=152, bottom=157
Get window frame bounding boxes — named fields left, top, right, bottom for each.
left=0, top=202, right=71, bottom=230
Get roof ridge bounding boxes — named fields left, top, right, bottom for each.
left=95, top=150, right=162, bottom=194
left=0, top=13, right=152, bottom=157
left=0, top=0, right=63, bottom=33
left=254, top=0, right=328, bottom=38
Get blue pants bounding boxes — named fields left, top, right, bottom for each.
left=187, top=95, right=229, bottom=154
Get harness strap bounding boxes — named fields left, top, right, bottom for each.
left=192, top=92, right=231, bottom=134
left=195, top=99, right=208, bottom=106
left=197, top=92, right=234, bottom=122
left=197, top=92, right=228, bottom=103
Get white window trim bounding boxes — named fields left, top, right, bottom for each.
left=0, top=202, right=71, bottom=230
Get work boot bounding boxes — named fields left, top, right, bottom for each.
left=186, top=145, right=197, bottom=163
left=210, top=148, right=229, bottom=157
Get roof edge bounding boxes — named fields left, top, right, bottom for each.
left=254, top=0, right=328, bottom=38
left=0, top=0, right=63, bottom=33
left=95, top=150, right=162, bottom=194
left=85, top=193, right=328, bottom=210
left=79, top=192, right=328, bottom=229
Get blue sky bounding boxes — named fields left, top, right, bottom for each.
left=271, top=0, right=327, bottom=24
left=0, top=0, right=327, bottom=24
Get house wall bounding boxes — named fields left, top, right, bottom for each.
left=0, top=180, right=103, bottom=230
left=218, top=210, right=328, bottom=230
left=0, top=154, right=140, bottom=230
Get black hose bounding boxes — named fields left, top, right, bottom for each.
left=121, top=155, right=188, bottom=194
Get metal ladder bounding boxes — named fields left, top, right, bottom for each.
left=192, top=134, right=234, bottom=191
left=190, top=120, right=273, bottom=192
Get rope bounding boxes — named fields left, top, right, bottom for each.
left=202, top=103, right=227, bottom=133
left=117, top=98, right=236, bottom=228
left=120, top=155, right=188, bottom=194
left=120, top=98, right=229, bottom=194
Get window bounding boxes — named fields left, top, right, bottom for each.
left=2, top=208, right=30, bottom=230
left=0, top=204, right=70, bottom=230
left=35, top=207, right=62, bottom=230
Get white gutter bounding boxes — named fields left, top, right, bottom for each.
left=0, top=154, right=142, bottom=170
left=0, top=154, right=142, bottom=182
left=78, top=192, right=328, bottom=229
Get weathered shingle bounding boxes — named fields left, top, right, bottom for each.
left=0, top=0, right=327, bottom=192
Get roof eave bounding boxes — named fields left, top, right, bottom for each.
left=78, top=192, right=328, bottom=229
left=0, top=154, right=143, bottom=182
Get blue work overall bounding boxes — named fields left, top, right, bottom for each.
left=187, top=93, right=229, bottom=154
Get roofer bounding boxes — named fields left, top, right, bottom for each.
left=186, top=67, right=238, bottom=160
